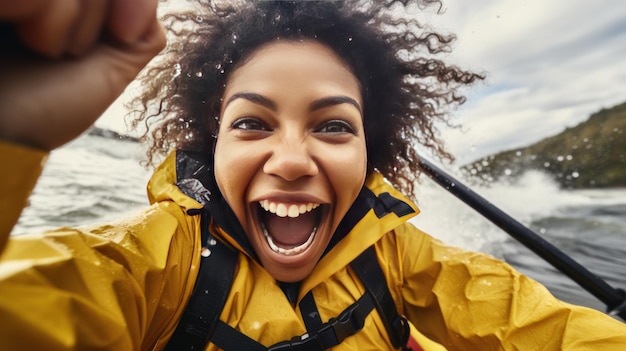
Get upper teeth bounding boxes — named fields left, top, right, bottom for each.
left=260, top=200, right=320, bottom=218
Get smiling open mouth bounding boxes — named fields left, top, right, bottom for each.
left=257, top=201, right=323, bottom=256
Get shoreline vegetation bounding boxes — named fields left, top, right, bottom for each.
left=461, top=101, right=626, bottom=189
left=87, top=126, right=140, bottom=143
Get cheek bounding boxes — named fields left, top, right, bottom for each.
left=213, top=139, right=257, bottom=215
left=322, top=140, right=367, bottom=208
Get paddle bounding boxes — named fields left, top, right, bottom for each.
left=417, top=156, right=626, bottom=321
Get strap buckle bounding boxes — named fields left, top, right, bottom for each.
left=318, top=303, right=366, bottom=345
left=269, top=334, right=323, bottom=351
left=268, top=303, right=366, bottom=351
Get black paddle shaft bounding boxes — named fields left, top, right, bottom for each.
left=417, top=156, right=626, bottom=321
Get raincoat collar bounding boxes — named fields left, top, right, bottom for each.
left=148, top=150, right=420, bottom=289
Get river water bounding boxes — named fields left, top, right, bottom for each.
left=10, top=133, right=626, bottom=319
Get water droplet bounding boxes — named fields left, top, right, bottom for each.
left=504, top=169, right=512, bottom=176
left=539, top=228, right=546, bottom=234
left=208, top=238, right=217, bottom=246
left=201, top=247, right=211, bottom=257
left=544, top=162, right=551, bottom=167
left=572, top=171, right=579, bottom=178
left=566, top=155, right=573, bottom=160
left=347, top=36, right=353, bottom=42
left=557, top=155, right=564, bottom=162
left=173, top=63, right=182, bottom=77
left=515, top=151, right=522, bottom=157
left=196, top=71, right=203, bottom=78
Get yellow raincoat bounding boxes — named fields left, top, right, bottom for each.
left=1, top=141, right=625, bottom=350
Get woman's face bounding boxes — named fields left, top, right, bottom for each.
left=214, top=41, right=367, bottom=282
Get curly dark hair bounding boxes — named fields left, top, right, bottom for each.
left=128, top=0, right=483, bottom=198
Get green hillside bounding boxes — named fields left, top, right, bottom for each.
left=461, top=101, right=626, bottom=189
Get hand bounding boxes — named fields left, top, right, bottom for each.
left=0, top=0, right=166, bottom=150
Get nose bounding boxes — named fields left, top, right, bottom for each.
left=263, top=135, right=319, bottom=181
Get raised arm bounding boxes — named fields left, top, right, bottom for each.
left=0, top=0, right=165, bottom=248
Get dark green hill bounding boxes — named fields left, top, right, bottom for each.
left=461, top=101, right=626, bottom=189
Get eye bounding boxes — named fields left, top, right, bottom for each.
left=316, top=119, right=356, bottom=135
left=230, top=117, right=270, bottom=131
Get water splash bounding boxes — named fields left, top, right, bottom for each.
left=413, top=169, right=565, bottom=256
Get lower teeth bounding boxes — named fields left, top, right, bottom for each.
left=261, top=223, right=317, bottom=256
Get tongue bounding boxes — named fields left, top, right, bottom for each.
left=263, top=210, right=318, bottom=248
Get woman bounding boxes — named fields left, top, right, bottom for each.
left=1, top=1, right=624, bottom=350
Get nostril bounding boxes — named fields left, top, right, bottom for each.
left=263, top=147, right=318, bottom=181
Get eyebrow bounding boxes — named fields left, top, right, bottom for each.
left=224, top=92, right=362, bottom=113
left=309, top=96, right=362, bottom=114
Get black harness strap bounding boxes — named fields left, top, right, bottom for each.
left=165, top=218, right=408, bottom=350
left=164, top=209, right=238, bottom=351
left=300, top=291, right=324, bottom=334
left=350, top=246, right=410, bottom=350
left=208, top=291, right=376, bottom=351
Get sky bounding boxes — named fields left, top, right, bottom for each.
left=96, top=0, right=626, bottom=166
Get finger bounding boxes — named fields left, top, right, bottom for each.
left=96, top=17, right=166, bottom=90
left=66, top=0, right=108, bottom=56
left=0, top=17, right=165, bottom=150
left=15, top=0, right=80, bottom=57
left=107, top=0, right=158, bottom=45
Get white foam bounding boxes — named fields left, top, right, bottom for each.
left=410, top=168, right=625, bottom=256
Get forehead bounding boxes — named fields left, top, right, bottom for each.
left=222, top=40, right=362, bottom=106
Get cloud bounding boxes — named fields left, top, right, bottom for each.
left=424, top=0, right=626, bottom=164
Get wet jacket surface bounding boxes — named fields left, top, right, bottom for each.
left=1, top=141, right=625, bottom=351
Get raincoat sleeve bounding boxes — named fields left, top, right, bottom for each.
left=0, top=141, right=202, bottom=350
left=392, top=222, right=626, bottom=350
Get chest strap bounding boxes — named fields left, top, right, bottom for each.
left=209, top=289, right=376, bottom=351
left=163, top=209, right=238, bottom=351
left=165, top=218, right=409, bottom=350
left=351, top=246, right=410, bottom=349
